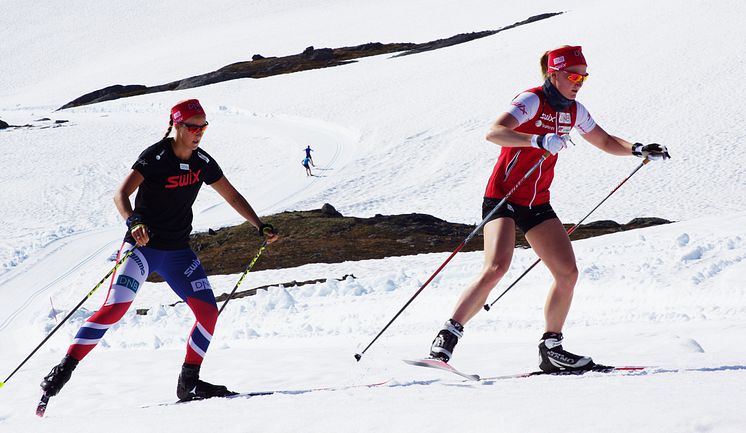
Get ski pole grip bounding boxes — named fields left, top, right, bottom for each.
left=258, top=222, right=275, bottom=237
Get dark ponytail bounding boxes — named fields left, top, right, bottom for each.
left=162, top=118, right=174, bottom=140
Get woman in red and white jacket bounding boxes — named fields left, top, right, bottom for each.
left=429, top=45, right=670, bottom=372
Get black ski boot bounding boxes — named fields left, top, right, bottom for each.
left=40, top=355, right=79, bottom=397
left=429, top=319, right=464, bottom=362
left=539, top=332, right=594, bottom=372
left=176, top=363, right=237, bottom=401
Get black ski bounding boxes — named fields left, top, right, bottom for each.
left=477, top=365, right=649, bottom=381
left=36, top=393, right=50, bottom=417
left=143, top=379, right=391, bottom=408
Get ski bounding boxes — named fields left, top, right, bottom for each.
left=35, top=393, right=50, bottom=417
left=477, top=365, right=649, bottom=382
left=403, top=358, right=480, bottom=381
left=143, top=379, right=391, bottom=408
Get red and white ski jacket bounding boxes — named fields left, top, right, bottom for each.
left=484, top=86, right=596, bottom=207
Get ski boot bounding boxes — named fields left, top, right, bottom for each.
left=429, top=319, right=464, bottom=362
left=538, top=332, right=594, bottom=372
left=40, top=355, right=79, bottom=397
left=176, top=363, right=237, bottom=401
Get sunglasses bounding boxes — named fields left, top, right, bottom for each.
left=177, top=121, right=209, bottom=133
left=560, top=70, right=589, bottom=84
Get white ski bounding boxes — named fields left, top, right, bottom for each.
left=403, top=358, right=480, bottom=381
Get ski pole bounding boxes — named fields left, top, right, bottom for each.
left=354, top=151, right=550, bottom=361
left=0, top=247, right=137, bottom=389
left=484, top=158, right=649, bottom=311
left=218, top=240, right=268, bottom=315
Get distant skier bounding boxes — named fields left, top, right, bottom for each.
left=427, top=46, right=670, bottom=372
left=302, top=156, right=313, bottom=176
left=304, top=145, right=315, bottom=167
left=39, top=99, right=278, bottom=403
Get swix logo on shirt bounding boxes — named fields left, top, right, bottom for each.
left=128, top=138, right=223, bottom=249
left=165, top=170, right=202, bottom=189
left=540, top=113, right=556, bottom=123
left=485, top=85, right=578, bottom=207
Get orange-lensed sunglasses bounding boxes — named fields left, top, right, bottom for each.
left=177, top=121, right=209, bottom=133
left=560, top=70, right=589, bottom=84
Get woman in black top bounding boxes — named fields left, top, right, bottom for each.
left=41, top=99, right=278, bottom=402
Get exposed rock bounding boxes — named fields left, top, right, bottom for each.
left=625, top=217, right=672, bottom=228
left=59, top=84, right=149, bottom=110
left=305, top=47, right=335, bottom=61
left=352, top=42, right=385, bottom=51
left=581, top=220, right=622, bottom=229
left=178, top=204, right=672, bottom=279
left=321, top=203, right=343, bottom=218
left=0, top=119, right=8, bottom=129
left=58, top=13, right=564, bottom=110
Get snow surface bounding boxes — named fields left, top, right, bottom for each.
left=1, top=1, right=745, bottom=432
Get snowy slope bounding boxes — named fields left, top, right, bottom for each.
left=1, top=0, right=746, bottom=432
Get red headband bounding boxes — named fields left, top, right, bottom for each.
left=171, top=99, right=205, bottom=123
left=547, top=46, right=586, bottom=72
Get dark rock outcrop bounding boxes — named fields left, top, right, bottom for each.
left=58, top=13, right=563, bottom=110
left=180, top=204, right=672, bottom=278
left=320, top=203, right=343, bottom=218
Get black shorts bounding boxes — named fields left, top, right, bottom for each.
left=482, top=197, right=557, bottom=234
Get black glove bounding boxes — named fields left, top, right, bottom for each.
left=125, top=212, right=150, bottom=234
left=258, top=222, right=276, bottom=237
left=126, top=213, right=145, bottom=230
left=632, top=143, right=670, bottom=160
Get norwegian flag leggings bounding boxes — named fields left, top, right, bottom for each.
left=66, top=243, right=218, bottom=365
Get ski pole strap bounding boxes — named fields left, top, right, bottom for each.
left=258, top=223, right=275, bottom=238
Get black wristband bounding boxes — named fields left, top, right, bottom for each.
left=535, top=134, right=546, bottom=150
left=258, top=223, right=275, bottom=237
left=126, top=213, right=144, bottom=228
